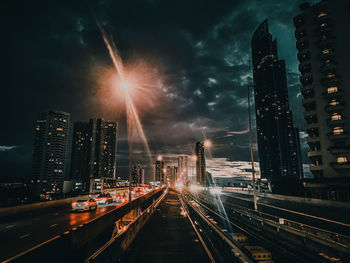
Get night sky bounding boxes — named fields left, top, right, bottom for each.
left=1, top=0, right=317, bottom=182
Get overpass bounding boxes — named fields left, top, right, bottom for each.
left=1, top=186, right=350, bottom=262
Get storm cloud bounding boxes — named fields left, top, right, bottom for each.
left=1, top=0, right=317, bottom=181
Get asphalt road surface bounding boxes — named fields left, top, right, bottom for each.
left=0, top=199, right=127, bottom=262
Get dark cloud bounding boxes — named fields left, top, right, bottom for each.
left=1, top=0, right=314, bottom=181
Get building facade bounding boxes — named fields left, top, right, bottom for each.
left=154, top=157, right=165, bottom=184
left=166, top=166, right=177, bottom=186
left=251, top=20, right=303, bottom=195
left=195, top=142, right=206, bottom=186
left=69, top=118, right=117, bottom=193
left=70, top=122, right=93, bottom=192
left=31, top=110, right=70, bottom=198
left=294, top=0, right=350, bottom=200
left=178, top=155, right=188, bottom=184
left=132, top=164, right=145, bottom=186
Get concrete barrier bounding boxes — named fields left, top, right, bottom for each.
left=4, top=188, right=164, bottom=263
left=223, top=188, right=350, bottom=209
left=0, top=195, right=90, bottom=218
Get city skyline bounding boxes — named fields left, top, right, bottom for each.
left=1, top=0, right=320, bottom=183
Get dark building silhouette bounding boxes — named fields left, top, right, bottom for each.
left=31, top=110, right=70, bottom=198
left=132, top=164, right=144, bottom=186
left=195, top=141, right=206, bottom=186
left=154, top=157, right=164, bottom=184
left=69, top=118, right=117, bottom=193
left=294, top=0, right=350, bottom=201
left=251, top=20, right=303, bottom=195
left=70, top=121, right=93, bottom=192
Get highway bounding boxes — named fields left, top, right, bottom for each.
left=0, top=190, right=138, bottom=262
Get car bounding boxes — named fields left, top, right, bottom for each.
left=95, top=193, right=113, bottom=205
left=71, top=199, right=97, bottom=211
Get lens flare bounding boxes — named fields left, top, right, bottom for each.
left=97, top=21, right=153, bottom=164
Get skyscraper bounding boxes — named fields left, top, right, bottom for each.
left=251, top=20, right=303, bottom=194
left=99, top=121, right=117, bottom=178
left=70, top=118, right=117, bottom=192
left=132, top=164, right=144, bottom=186
left=178, top=155, right=188, bottom=184
left=69, top=122, right=93, bottom=192
left=154, top=156, right=164, bottom=184
left=294, top=0, right=350, bottom=201
left=166, top=166, right=177, bottom=186
left=31, top=110, right=70, bottom=198
left=195, top=142, right=206, bottom=186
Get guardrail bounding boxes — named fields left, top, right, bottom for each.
left=223, top=187, right=350, bottom=209
left=226, top=201, right=350, bottom=255
left=0, top=195, right=90, bottom=218
left=86, top=188, right=168, bottom=262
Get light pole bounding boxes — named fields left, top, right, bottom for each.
left=248, top=84, right=258, bottom=211
left=128, top=110, right=133, bottom=203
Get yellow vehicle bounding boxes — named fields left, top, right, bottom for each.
left=244, top=245, right=273, bottom=263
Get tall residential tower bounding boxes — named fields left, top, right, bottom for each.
left=294, top=0, right=350, bottom=200
left=31, top=110, right=70, bottom=198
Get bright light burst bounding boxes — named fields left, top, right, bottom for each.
left=97, top=21, right=156, bottom=164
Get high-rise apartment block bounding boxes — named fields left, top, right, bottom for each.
left=70, top=118, right=117, bottom=192
left=31, top=110, right=70, bottom=198
left=294, top=0, right=350, bottom=200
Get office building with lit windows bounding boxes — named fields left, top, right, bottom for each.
left=294, top=0, right=350, bottom=200
left=31, top=110, right=70, bottom=198
left=251, top=20, right=303, bottom=195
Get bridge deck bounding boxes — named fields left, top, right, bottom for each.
left=121, top=189, right=210, bottom=263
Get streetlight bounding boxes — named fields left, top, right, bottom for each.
left=248, top=84, right=258, bottom=211
left=121, top=80, right=133, bottom=203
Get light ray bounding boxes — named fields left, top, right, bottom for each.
left=97, top=21, right=153, bottom=166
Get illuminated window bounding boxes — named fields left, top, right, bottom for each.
left=329, top=100, right=339, bottom=106
left=331, top=113, right=342, bottom=121
left=336, top=156, right=348, bottom=164
left=322, top=49, right=331, bottom=54
left=320, top=23, right=327, bottom=28
left=327, top=86, right=338, bottom=93
left=327, top=73, right=335, bottom=79
left=317, top=13, right=327, bottom=18
left=333, top=126, right=344, bottom=135
left=57, top=128, right=63, bottom=131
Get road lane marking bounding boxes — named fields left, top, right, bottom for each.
left=6, top=224, right=15, bottom=229
left=3, top=235, right=61, bottom=263
left=19, top=234, right=30, bottom=239
left=49, top=224, right=57, bottom=228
